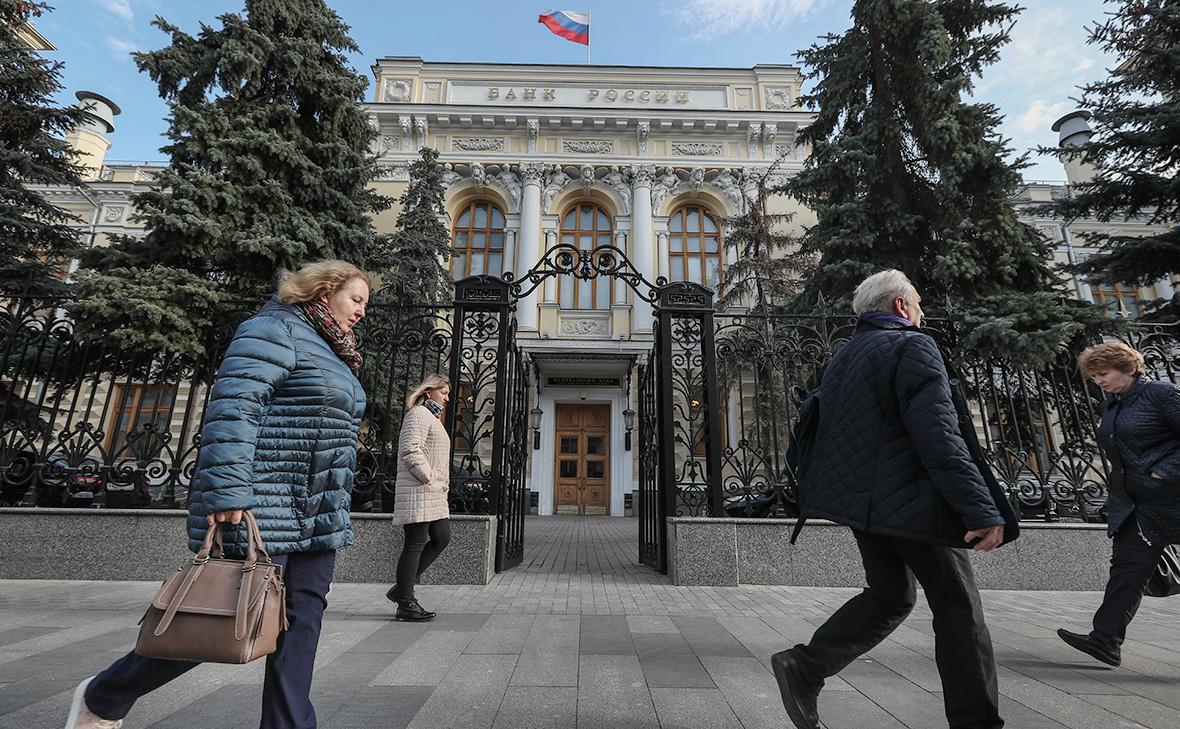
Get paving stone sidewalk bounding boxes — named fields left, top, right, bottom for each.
left=1, top=517, right=1178, bottom=729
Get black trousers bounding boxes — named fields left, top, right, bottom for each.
left=84, top=549, right=336, bottom=729
left=794, top=531, right=1003, bottom=729
left=1092, top=515, right=1166, bottom=646
left=392, top=518, right=451, bottom=600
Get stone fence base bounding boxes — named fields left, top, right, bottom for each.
left=668, top=518, right=1113, bottom=590
left=0, top=509, right=497, bottom=585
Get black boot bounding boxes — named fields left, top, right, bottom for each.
left=771, top=649, right=822, bottom=729
left=384, top=584, right=404, bottom=605
left=1057, top=629, right=1121, bottom=667
left=394, top=599, right=436, bottom=622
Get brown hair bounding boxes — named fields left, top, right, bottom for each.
left=406, top=373, right=451, bottom=409
left=276, top=260, right=380, bottom=305
left=1078, top=342, right=1147, bottom=377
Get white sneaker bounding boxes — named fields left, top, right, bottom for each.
left=64, top=677, right=124, bottom=729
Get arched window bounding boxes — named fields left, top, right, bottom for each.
left=451, top=201, right=506, bottom=279
left=668, top=204, right=722, bottom=288
left=558, top=202, right=613, bottom=310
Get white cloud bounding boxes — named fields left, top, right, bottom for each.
left=1014, top=98, right=1072, bottom=134
left=668, top=0, right=837, bottom=41
left=107, top=36, right=138, bottom=58
left=99, top=0, right=133, bottom=23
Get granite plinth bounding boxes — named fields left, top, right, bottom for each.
left=0, top=509, right=497, bottom=584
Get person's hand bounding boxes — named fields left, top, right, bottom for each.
left=965, top=524, right=1004, bottom=552
left=207, top=509, right=246, bottom=526
left=1151, top=472, right=1163, bottom=480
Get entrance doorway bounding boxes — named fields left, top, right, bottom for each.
left=553, top=404, right=611, bottom=515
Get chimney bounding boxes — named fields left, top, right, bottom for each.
left=1051, top=110, right=1097, bottom=185
left=66, top=91, right=121, bottom=180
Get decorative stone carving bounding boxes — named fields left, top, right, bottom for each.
left=602, top=169, right=632, bottom=215
left=650, top=167, right=678, bottom=212
left=399, top=115, right=412, bottom=151
left=383, top=78, right=412, bottom=103
left=496, top=168, right=522, bottom=208
left=764, top=87, right=791, bottom=110
left=762, top=123, right=778, bottom=159
left=542, top=168, right=570, bottom=212
left=376, top=163, right=410, bottom=182
left=564, top=139, right=614, bottom=154
left=521, top=162, right=547, bottom=185
left=97, top=166, right=115, bottom=182
left=672, top=142, right=723, bottom=157
left=102, top=206, right=125, bottom=223
left=578, top=164, right=596, bottom=193
left=469, top=162, right=487, bottom=192
left=630, top=165, right=656, bottom=188
left=560, top=318, right=608, bottom=336
left=711, top=171, right=744, bottom=211
left=378, top=135, right=401, bottom=155
left=441, top=165, right=461, bottom=189
left=133, top=167, right=158, bottom=182
left=689, top=168, right=705, bottom=196
left=413, top=117, right=428, bottom=150
left=637, top=121, right=650, bottom=156
left=747, top=123, right=762, bottom=159
left=526, top=119, right=539, bottom=154
left=452, top=137, right=504, bottom=152
left=774, top=143, right=796, bottom=160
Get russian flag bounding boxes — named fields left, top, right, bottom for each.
left=538, top=10, right=589, bottom=46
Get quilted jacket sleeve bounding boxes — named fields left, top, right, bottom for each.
left=195, top=315, right=297, bottom=512
left=1147, top=382, right=1180, bottom=480
left=895, top=335, right=1004, bottom=531
left=398, top=407, right=434, bottom=484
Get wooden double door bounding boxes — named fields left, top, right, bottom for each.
left=554, top=404, right=611, bottom=515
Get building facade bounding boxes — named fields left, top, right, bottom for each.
left=24, top=59, right=1174, bottom=516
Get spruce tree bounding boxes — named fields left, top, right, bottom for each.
left=0, top=0, right=88, bottom=296
left=1043, top=1, right=1180, bottom=294
left=372, top=147, right=453, bottom=305
left=72, top=0, right=388, bottom=356
left=718, top=161, right=812, bottom=311
left=787, top=0, right=1108, bottom=364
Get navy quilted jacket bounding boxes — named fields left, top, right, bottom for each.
left=799, top=320, right=1007, bottom=546
left=186, top=298, right=367, bottom=555
left=1097, top=377, right=1180, bottom=545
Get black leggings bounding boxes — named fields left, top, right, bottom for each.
left=393, top=518, right=451, bottom=601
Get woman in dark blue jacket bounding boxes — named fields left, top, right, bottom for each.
left=1058, top=342, right=1180, bottom=668
left=65, top=260, right=374, bottom=729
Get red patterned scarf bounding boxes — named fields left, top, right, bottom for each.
left=299, top=298, right=362, bottom=374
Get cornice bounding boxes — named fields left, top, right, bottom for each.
left=371, top=57, right=803, bottom=78
left=363, top=103, right=813, bottom=129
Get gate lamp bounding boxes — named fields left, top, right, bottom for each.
left=623, top=407, right=635, bottom=451
left=531, top=405, right=543, bottom=450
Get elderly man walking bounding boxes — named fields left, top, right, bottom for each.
left=773, top=270, right=1018, bottom=729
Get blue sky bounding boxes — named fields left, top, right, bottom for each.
left=36, top=0, right=1115, bottom=180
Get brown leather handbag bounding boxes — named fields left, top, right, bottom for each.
left=136, top=511, right=287, bottom=664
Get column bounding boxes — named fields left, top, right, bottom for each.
left=542, top=229, right=558, bottom=304
left=657, top=231, right=670, bottom=283
left=614, top=231, right=629, bottom=305
left=516, top=163, right=545, bottom=331
left=503, top=228, right=517, bottom=277
left=630, top=166, right=656, bottom=332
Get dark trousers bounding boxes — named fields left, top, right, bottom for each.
left=85, top=549, right=336, bottom=729
left=392, top=518, right=451, bottom=600
left=794, top=531, right=1003, bottom=729
left=1093, top=516, right=1166, bottom=646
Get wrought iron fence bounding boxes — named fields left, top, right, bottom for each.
left=713, top=311, right=1180, bottom=524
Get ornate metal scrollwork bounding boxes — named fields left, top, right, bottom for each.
left=503, top=243, right=666, bottom=304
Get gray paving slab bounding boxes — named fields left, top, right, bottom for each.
left=671, top=616, right=752, bottom=657
left=320, top=686, right=433, bottom=729
left=490, top=686, right=577, bottom=729
left=577, top=654, right=660, bottom=729
left=0, top=627, right=60, bottom=649
left=508, top=614, right=579, bottom=687
left=465, top=615, right=535, bottom=655
left=699, top=656, right=790, bottom=729
left=406, top=654, right=517, bottom=729
left=370, top=630, right=475, bottom=686
left=579, top=615, right=636, bottom=654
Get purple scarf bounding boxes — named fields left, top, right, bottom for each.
left=298, top=299, right=362, bottom=374
left=859, top=311, right=913, bottom=328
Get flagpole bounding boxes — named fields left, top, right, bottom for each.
left=587, top=8, right=591, bottom=65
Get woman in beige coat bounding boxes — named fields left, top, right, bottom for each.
left=386, top=373, right=452, bottom=621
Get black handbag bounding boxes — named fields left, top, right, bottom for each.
left=1144, top=545, right=1180, bottom=598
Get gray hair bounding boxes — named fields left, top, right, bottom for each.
left=852, top=270, right=918, bottom=315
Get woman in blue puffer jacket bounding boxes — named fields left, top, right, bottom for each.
left=65, top=260, right=375, bottom=729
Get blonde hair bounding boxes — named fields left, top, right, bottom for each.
left=277, top=260, right=381, bottom=305
left=852, top=269, right=919, bottom=315
left=1078, top=343, right=1146, bottom=377
left=406, top=374, right=451, bottom=409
